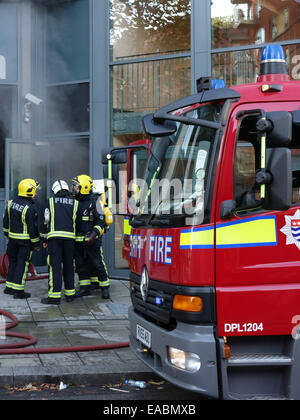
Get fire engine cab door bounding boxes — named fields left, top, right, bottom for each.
left=215, top=103, right=300, bottom=337
left=118, top=139, right=150, bottom=266
left=5, top=138, right=50, bottom=267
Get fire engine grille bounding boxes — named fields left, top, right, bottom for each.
left=130, top=272, right=175, bottom=326
left=130, top=273, right=216, bottom=326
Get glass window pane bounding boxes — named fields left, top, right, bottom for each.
left=0, top=3, right=18, bottom=83
left=46, top=83, right=90, bottom=135
left=212, top=48, right=260, bottom=85
left=0, top=85, right=17, bottom=188
left=113, top=133, right=149, bottom=269
left=112, top=57, right=191, bottom=116
left=212, top=44, right=300, bottom=84
left=212, top=0, right=300, bottom=49
left=110, top=0, right=191, bottom=60
left=46, top=0, right=89, bottom=83
left=49, top=137, right=89, bottom=186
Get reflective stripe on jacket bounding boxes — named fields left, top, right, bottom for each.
left=41, top=195, right=79, bottom=240
left=3, top=197, right=40, bottom=244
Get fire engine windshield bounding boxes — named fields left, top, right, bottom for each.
left=136, top=102, right=222, bottom=226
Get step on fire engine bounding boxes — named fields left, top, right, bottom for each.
left=103, top=45, right=300, bottom=400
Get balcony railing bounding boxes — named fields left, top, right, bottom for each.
left=112, top=56, right=191, bottom=114
left=212, top=44, right=300, bottom=86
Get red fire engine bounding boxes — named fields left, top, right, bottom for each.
left=104, top=45, right=300, bottom=399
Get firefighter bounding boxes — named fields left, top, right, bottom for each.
left=89, top=189, right=113, bottom=295
left=40, top=180, right=79, bottom=305
left=71, top=174, right=110, bottom=299
left=3, top=179, right=40, bottom=299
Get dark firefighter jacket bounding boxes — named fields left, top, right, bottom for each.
left=75, top=193, right=106, bottom=242
left=40, top=193, right=79, bottom=241
left=3, top=197, right=40, bottom=246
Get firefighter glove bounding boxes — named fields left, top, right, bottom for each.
left=88, top=230, right=98, bottom=245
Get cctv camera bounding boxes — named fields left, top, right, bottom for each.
left=25, top=93, right=43, bottom=106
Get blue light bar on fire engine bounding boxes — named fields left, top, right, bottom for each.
left=211, top=79, right=226, bottom=89
left=260, top=45, right=287, bottom=76
left=196, top=77, right=226, bottom=93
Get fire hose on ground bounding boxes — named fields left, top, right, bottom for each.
left=0, top=253, right=130, bottom=355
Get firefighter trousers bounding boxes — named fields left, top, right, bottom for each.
left=89, top=245, right=110, bottom=288
left=47, top=239, right=75, bottom=299
left=75, top=239, right=109, bottom=288
left=6, top=239, right=32, bottom=292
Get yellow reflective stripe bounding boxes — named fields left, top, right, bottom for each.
left=47, top=198, right=77, bottom=239
left=79, top=279, right=91, bottom=286
left=47, top=254, right=54, bottom=296
left=99, top=279, right=110, bottom=287
left=100, top=247, right=109, bottom=279
left=75, top=236, right=85, bottom=242
left=48, top=292, right=61, bottom=298
left=180, top=226, right=214, bottom=249
left=22, top=206, right=29, bottom=236
left=64, top=289, right=75, bottom=296
left=6, top=281, right=16, bottom=289
left=73, top=200, right=79, bottom=233
left=47, top=231, right=76, bottom=239
left=21, top=254, right=31, bottom=287
left=8, top=232, right=30, bottom=240
left=216, top=216, right=277, bottom=248
left=123, top=217, right=131, bottom=236
left=82, top=216, right=89, bottom=221
left=180, top=216, right=277, bottom=250
left=49, top=198, right=55, bottom=233
left=7, top=202, right=31, bottom=240
left=94, top=225, right=104, bottom=235
left=8, top=283, right=24, bottom=291
left=31, top=237, right=40, bottom=243
left=6, top=201, right=12, bottom=236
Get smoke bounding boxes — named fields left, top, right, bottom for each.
left=40, top=0, right=91, bottom=200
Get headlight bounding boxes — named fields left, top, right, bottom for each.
left=168, top=347, right=201, bottom=372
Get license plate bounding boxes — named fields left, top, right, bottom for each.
left=136, top=324, right=151, bottom=348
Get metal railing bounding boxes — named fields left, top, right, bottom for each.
left=112, top=55, right=191, bottom=113
left=212, top=43, right=300, bottom=86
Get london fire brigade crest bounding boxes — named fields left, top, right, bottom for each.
left=280, top=210, right=300, bottom=250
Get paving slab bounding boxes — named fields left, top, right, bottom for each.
left=0, top=277, right=152, bottom=387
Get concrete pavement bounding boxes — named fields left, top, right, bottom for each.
left=0, top=275, right=153, bottom=388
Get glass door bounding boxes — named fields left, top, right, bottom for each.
left=5, top=139, right=50, bottom=267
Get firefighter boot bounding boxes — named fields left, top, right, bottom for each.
left=101, top=286, right=110, bottom=300
left=41, top=297, right=61, bottom=305
left=3, top=287, right=14, bottom=295
left=14, top=291, right=31, bottom=299
left=75, top=286, right=91, bottom=298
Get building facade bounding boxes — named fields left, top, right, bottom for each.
left=0, top=0, right=299, bottom=277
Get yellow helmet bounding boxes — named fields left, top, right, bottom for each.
left=18, top=179, right=40, bottom=198
left=72, top=175, right=93, bottom=195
